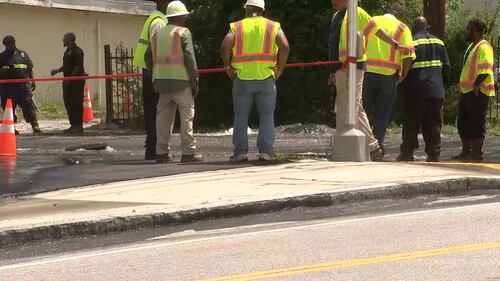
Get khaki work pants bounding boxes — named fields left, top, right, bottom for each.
left=156, top=87, right=196, bottom=155
left=335, top=69, right=380, bottom=152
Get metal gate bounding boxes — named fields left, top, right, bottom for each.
left=104, top=44, right=143, bottom=124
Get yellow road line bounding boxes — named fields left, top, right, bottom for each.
left=430, top=162, right=500, bottom=171
left=198, top=242, right=500, bottom=281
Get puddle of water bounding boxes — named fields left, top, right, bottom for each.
left=0, top=157, right=16, bottom=193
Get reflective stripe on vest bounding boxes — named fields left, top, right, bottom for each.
left=153, top=25, right=189, bottom=81
left=2, top=64, right=27, bottom=69
left=389, top=23, right=406, bottom=61
left=133, top=11, right=168, bottom=69
left=413, top=38, right=444, bottom=46
left=411, top=60, right=443, bottom=69
left=459, top=40, right=495, bottom=96
left=230, top=17, right=280, bottom=80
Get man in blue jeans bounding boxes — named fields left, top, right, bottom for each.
left=220, top=0, right=289, bottom=162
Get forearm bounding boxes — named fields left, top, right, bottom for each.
left=183, top=35, right=199, bottom=90
left=401, top=58, right=412, bottom=77
left=276, top=32, right=290, bottom=70
left=375, top=29, right=397, bottom=46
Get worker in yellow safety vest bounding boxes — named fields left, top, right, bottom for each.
left=454, top=19, right=496, bottom=162
left=133, top=0, right=170, bottom=160
left=363, top=3, right=415, bottom=153
left=151, top=1, right=204, bottom=163
left=328, top=0, right=414, bottom=162
left=220, top=0, right=290, bottom=162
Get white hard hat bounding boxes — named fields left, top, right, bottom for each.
left=244, top=0, right=265, bottom=10
left=165, top=1, right=190, bottom=18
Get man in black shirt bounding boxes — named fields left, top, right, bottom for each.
left=0, top=35, right=41, bottom=134
left=51, top=33, right=85, bottom=134
left=397, top=17, right=450, bottom=162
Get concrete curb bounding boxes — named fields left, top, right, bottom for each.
left=1, top=176, right=499, bottom=248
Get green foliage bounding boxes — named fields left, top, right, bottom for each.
left=166, top=0, right=497, bottom=128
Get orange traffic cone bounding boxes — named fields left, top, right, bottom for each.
left=83, top=85, right=95, bottom=123
left=0, top=99, right=16, bottom=157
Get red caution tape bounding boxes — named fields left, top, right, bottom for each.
left=0, top=60, right=342, bottom=84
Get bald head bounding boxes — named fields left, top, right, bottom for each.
left=413, top=16, right=428, bottom=33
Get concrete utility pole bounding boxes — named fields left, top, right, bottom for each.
left=424, top=0, right=446, bottom=39
left=331, top=0, right=369, bottom=162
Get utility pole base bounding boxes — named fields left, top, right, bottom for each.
left=331, top=128, right=369, bottom=162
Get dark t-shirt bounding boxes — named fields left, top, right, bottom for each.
left=63, top=45, right=85, bottom=77
left=0, top=49, right=33, bottom=97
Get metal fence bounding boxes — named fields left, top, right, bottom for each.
left=489, top=36, right=500, bottom=121
left=104, top=44, right=143, bottom=124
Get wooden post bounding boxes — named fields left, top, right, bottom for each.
left=424, top=0, right=446, bottom=39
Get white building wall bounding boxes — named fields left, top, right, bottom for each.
left=0, top=3, right=148, bottom=109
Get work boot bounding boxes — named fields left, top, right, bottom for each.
left=370, top=148, right=385, bottom=162
left=396, top=147, right=414, bottom=162
left=258, top=153, right=277, bottom=162
left=229, top=153, right=248, bottom=163
left=30, top=120, right=41, bottom=134
left=470, top=138, right=485, bottom=162
left=452, top=139, right=472, bottom=160
left=156, top=153, right=174, bottom=163
left=145, top=146, right=157, bottom=160
left=181, top=152, right=204, bottom=163
left=63, top=126, right=84, bottom=135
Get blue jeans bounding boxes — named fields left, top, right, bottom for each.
left=362, top=72, right=398, bottom=151
left=232, top=77, right=277, bottom=155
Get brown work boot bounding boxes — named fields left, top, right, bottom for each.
left=370, top=148, right=385, bottom=162
left=452, top=139, right=472, bottom=161
left=181, top=152, right=204, bottom=162
left=156, top=153, right=174, bottom=163
left=470, top=138, right=485, bottom=162
left=31, top=120, right=41, bottom=134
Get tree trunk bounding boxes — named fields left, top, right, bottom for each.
left=423, top=0, right=446, bottom=39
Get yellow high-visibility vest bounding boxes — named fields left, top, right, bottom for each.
left=230, top=17, right=280, bottom=81
left=460, top=40, right=495, bottom=96
left=338, top=7, right=380, bottom=64
left=153, top=25, right=189, bottom=81
left=365, top=15, right=415, bottom=75
left=133, top=10, right=168, bottom=69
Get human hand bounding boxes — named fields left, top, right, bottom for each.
left=224, top=67, right=234, bottom=80
left=396, top=44, right=415, bottom=55
left=473, top=84, right=480, bottom=96
left=274, top=67, right=284, bottom=80
left=50, top=69, right=59, bottom=76
left=31, top=81, right=36, bottom=92
left=328, top=72, right=336, bottom=86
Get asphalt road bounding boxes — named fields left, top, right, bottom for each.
left=1, top=190, right=499, bottom=281
left=2, top=129, right=500, bottom=197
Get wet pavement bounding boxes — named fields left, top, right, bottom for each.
left=1, top=123, right=500, bottom=197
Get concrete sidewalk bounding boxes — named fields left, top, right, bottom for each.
left=1, top=160, right=500, bottom=247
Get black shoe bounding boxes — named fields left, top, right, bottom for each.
left=14, top=129, right=19, bottom=135
left=426, top=156, right=439, bottom=162
left=396, top=154, right=415, bottom=162
left=156, top=153, right=174, bottom=163
left=181, top=152, right=204, bottom=162
left=63, top=126, right=83, bottom=135
left=370, top=148, right=385, bottom=162
left=145, top=147, right=157, bottom=160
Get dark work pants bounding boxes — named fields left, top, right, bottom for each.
left=401, top=91, right=443, bottom=157
left=142, top=69, right=159, bottom=153
left=1, top=95, right=38, bottom=123
left=362, top=72, right=398, bottom=151
left=457, top=92, right=489, bottom=141
left=63, top=80, right=85, bottom=127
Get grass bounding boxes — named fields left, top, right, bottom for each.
left=36, top=100, right=67, bottom=119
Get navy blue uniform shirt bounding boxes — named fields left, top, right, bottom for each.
left=406, top=31, right=450, bottom=99
left=0, top=49, right=33, bottom=98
